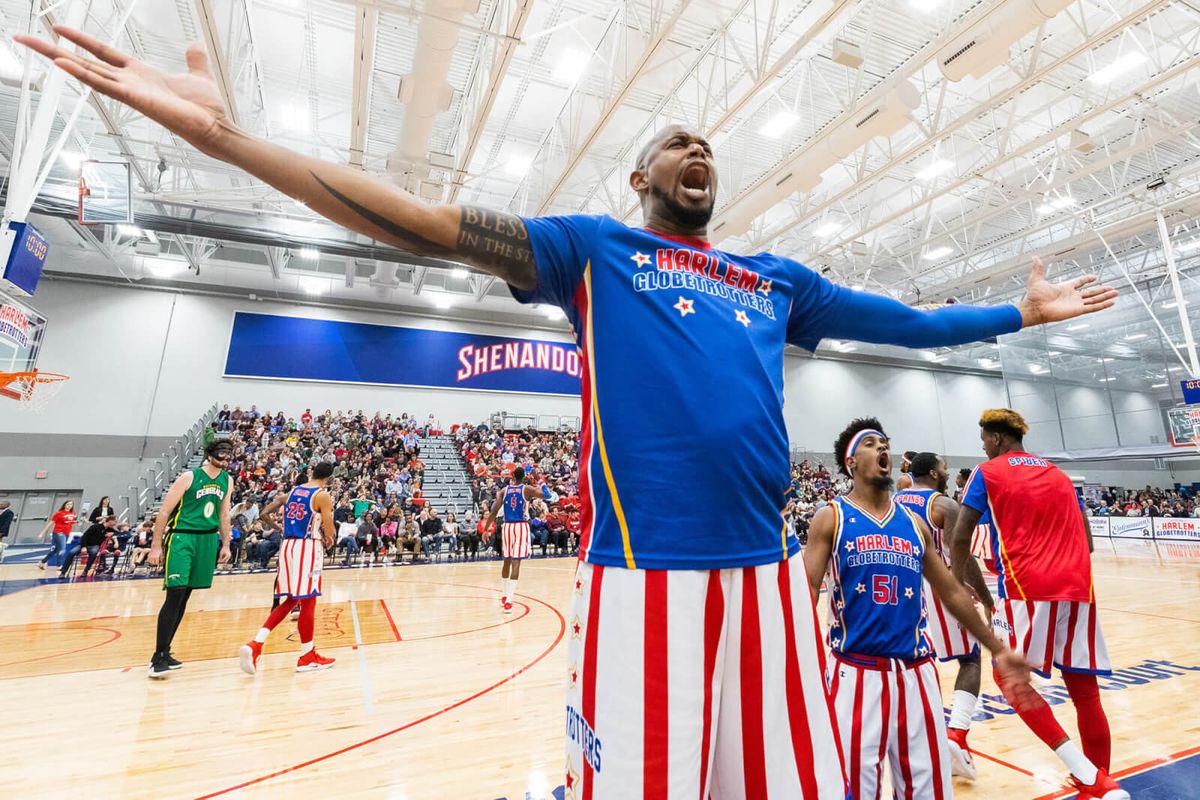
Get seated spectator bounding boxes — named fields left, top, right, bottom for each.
left=398, top=512, right=422, bottom=562
left=131, top=523, right=153, bottom=571
left=357, top=514, right=380, bottom=564
left=60, top=517, right=114, bottom=578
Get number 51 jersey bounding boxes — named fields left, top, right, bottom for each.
left=827, top=496, right=932, bottom=660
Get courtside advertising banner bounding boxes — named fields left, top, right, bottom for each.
left=1088, top=517, right=1112, bottom=539
left=1151, top=517, right=1200, bottom=541
left=224, top=311, right=581, bottom=396
left=1108, top=517, right=1154, bottom=539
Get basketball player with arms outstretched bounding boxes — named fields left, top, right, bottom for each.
left=482, top=466, right=553, bottom=614
left=948, top=409, right=1128, bottom=800
left=20, top=28, right=1116, bottom=795
left=240, top=461, right=336, bottom=674
left=805, top=419, right=1034, bottom=800
left=895, top=451, right=992, bottom=779
left=147, top=439, right=233, bottom=678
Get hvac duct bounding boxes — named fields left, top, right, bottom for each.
left=389, top=0, right=479, bottom=192
left=937, top=0, right=1073, bottom=82
left=711, top=81, right=919, bottom=243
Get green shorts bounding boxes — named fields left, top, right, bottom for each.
left=163, top=531, right=219, bottom=589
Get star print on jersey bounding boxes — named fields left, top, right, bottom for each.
left=831, top=637, right=842, bottom=648
left=856, top=583, right=866, bottom=594
left=630, top=251, right=651, bottom=268
left=830, top=619, right=840, bottom=628
left=571, top=616, right=583, bottom=639
left=569, top=663, right=579, bottom=688
left=674, top=296, right=695, bottom=317
left=758, top=278, right=773, bottom=295
left=735, top=310, right=751, bottom=327
left=904, top=586, right=914, bottom=599
left=631, top=246, right=777, bottom=320
left=565, top=765, right=580, bottom=800
left=844, top=540, right=856, bottom=552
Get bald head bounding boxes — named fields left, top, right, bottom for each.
left=631, top=125, right=717, bottom=233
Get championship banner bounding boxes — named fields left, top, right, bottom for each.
left=1088, top=517, right=1111, bottom=539
left=1152, top=517, right=1200, bottom=541
left=224, top=311, right=581, bottom=396
left=1108, top=517, right=1153, bottom=539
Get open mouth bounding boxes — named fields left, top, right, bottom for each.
left=878, top=452, right=891, bottom=472
left=680, top=162, right=710, bottom=201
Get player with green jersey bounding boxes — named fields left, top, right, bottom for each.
left=147, top=439, right=234, bottom=678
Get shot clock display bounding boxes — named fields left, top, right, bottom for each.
left=1, top=221, right=49, bottom=296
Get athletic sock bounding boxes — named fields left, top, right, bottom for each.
left=501, top=577, right=509, bottom=600
left=297, top=597, right=316, bottom=652
left=508, top=576, right=519, bottom=599
left=254, top=628, right=271, bottom=644
left=1063, top=672, right=1111, bottom=771
left=1055, top=741, right=1098, bottom=785
left=948, top=690, right=978, bottom=731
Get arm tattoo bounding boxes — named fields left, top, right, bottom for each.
left=310, top=172, right=454, bottom=257
left=457, top=206, right=537, bottom=290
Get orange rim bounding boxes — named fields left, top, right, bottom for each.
left=0, top=370, right=70, bottom=400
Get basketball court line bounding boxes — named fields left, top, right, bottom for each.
left=1030, top=744, right=1200, bottom=800
left=348, top=596, right=376, bottom=715
left=1098, top=606, right=1200, bottom=624
left=193, top=590, right=567, bottom=799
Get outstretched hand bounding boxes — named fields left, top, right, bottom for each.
left=14, top=26, right=232, bottom=155
left=1017, top=256, right=1118, bottom=327
left=993, top=649, right=1039, bottom=711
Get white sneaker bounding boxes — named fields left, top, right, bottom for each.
left=946, top=730, right=977, bottom=779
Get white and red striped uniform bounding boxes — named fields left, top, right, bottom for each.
left=827, top=652, right=951, bottom=800
left=565, top=558, right=846, bottom=800
left=921, top=587, right=977, bottom=660
left=992, top=600, right=1111, bottom=677
left=275, top=536, right=323, bottom=599
left=501, top=521, right=531, bottom=560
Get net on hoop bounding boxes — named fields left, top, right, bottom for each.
left=0, top=371, right=69, bottom=413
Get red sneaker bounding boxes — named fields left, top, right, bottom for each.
left=239, top=641, right=262, bottom=675
left=296, top=650, right=336, bottom=672
left=1069, top=769, right=1129, bottom=800
left=945, top=727, right=976, bottom=779
left=503, top=601, right=513, bottom=615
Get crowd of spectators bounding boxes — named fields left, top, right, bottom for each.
left=1085, top=485, right=1200, bottom=518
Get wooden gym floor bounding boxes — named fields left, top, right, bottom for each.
left=0, top=539, right=1197, bottom=799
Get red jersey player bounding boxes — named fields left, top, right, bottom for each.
left=949, top=408, right=1127, bottom=800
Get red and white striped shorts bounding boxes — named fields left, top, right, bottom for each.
left=827, top=653, right=951, bottom=800
left=992, top=599, right=1111, bottom=677
left=502, top=522, right=531, bottom=559
left=274, top=538, right=323, bottom=599
left=921, top=581, right=979, bottom=661
left=565, top=558, right=846, bottom=799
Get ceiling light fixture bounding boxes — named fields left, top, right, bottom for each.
left=1123, top=333, right=1149, bottom=341
left=504, top=153, right=533, bottom=177
left=1067, top=323, right=1090, bottom=331
left=1174, top=239, right=1200, bottom=254
left=915, top=159, right=953, bottom=181
left=298, top=248, right=319, bottom=261
left=429, top=293, right=454, bottom=310
left=59, top=150, right=84, bottom=170
left=450, top=267, right=470, bottom=280
left=1088, top=51, right=1148, bottom=85
left=813, top=221, right=843, bottom=238
left=922, top=246, right=954, bottom=260
left=554, top=48, right=590, bottom=84
left=1152, top=382, right=1168, bottom=388
left=116, top=224, right=143, bottom=238
left=760, top=111, right=799, bottom=139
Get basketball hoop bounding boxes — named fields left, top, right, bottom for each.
left=0, top=370, right=69, bottom=413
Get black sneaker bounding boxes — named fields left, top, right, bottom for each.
left=147, top=653, right=171, bottom=679
left=165, top=653, right=183, bottom=670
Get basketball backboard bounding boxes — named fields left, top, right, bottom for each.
left=1167, top=405, right=1200, bottom=447
left=78, top=160, right=133, bottom=225
left=0, top=288, right=45, bottom=373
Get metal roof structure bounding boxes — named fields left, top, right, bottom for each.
left=1, top=0, right=1199, bottom=394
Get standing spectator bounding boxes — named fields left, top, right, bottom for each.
left=357, top=514, right=379, bottom=564
left=0, top=501, right=13, bottom=560
left=38, top=500, right=77, bottom=570
left=89, top=496, right=115, bottom=523
left=60, top=516, right=114, bottom=578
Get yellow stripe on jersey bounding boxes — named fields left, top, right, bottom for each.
left=583, top=262, right=636, bottom=570
left=831, top=501, right=849, bottom=639
left=778, top=504, right=789, bottom=559
left=988, top=495, right=1026, bottom=600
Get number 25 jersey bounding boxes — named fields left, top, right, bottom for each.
left=827, top=496, right=931, bottom=660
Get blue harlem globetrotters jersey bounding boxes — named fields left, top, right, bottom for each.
left=282, top=485, right=320, bottom=540
left=512, top=215, right=1023, bottom=570
left=826, top=496, right=931, bottom=660
left=894, top=487, right=951, bottom=566
left=502, top=484, right=528, bottom=522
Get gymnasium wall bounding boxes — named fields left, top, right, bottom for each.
left=1, top=278, right=1195, bottom=505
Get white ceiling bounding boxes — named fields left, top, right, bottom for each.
left=2, top=0, right=1200, bottom=389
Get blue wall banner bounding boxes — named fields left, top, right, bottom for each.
left=224, top=311, right=582, bottom=396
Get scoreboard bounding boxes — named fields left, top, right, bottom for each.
left=1, top=221, right=49, bottom=296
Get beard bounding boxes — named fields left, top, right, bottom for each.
left=866, top=474, right=894, bottom=491
left=650, top=182, right=716, bottom=228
